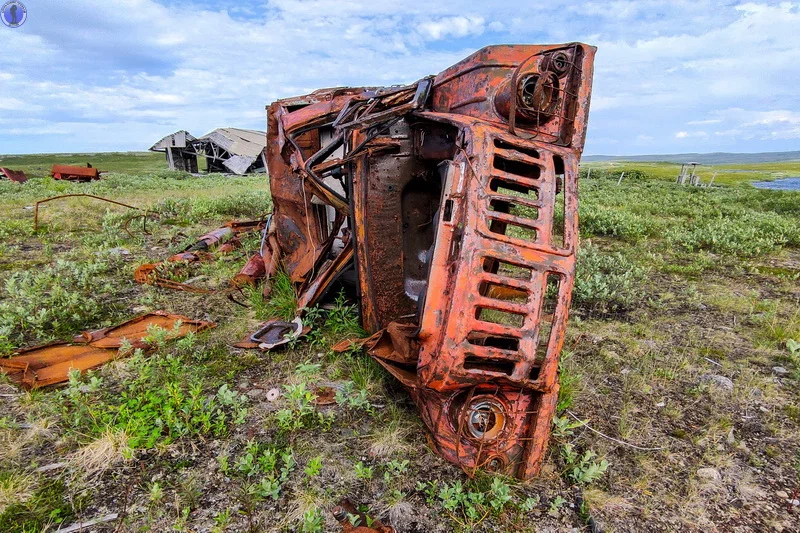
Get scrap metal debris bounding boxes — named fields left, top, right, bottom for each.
left=133, top=220, right=265, bottom=292
left=0, top=312, right=214, bottom=389
left=0, top=167, right=28, bottom=183
left=51, top=164, right=101, bottom=182
left=253, top=43, right=596, bottom=479
left=233, top=318, right=309, bottom=350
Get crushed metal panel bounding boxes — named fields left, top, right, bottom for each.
left=262, top=43, right=595, bottom=479
left=0, top=167, right=28, bottom=183
left=133, top=220, right=266, bottom=291
left=150, top=130, right=199, bottom=172
left=0, top=312, right=215, bottom=389
left=74, top=312, right=214, bottom=349
left=195, top=128, right=267, bottom=158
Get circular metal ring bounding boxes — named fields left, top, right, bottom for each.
left=517, top=71, right=560, bottom=121
left=550, top=51, right=570, bottom=75
left=466, top=398, right=507, bottom=441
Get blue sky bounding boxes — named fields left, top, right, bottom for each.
left=1, top=0, right=799, bottom=155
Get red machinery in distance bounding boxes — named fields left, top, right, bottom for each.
left=51, top=164, right=101, bottom=182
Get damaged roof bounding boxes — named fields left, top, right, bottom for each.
left=149, top=130, right=197, bottom=151
left=195, top=128, right=266, bottom=159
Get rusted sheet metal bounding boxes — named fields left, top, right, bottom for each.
left=231, top=253, right=266, bottom=287
left=0, top=312, right=214, bottom=389
left=232, top=318, right=309, bottom=350
left=134, top=219, right=265, bottom=291
left=262, top=43, right=595, bottom=478
left=0, top=167, right=28, bottom=183
left=73, top=312, right=214, bottom=348
left=51, top=164, right=101, bottom=182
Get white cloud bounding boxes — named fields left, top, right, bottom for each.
left=687, top=119, right=722, bottom=125
left=708, top=108, right=800, bottom=140
left=675, top=131, right=709, bottom=139
left=0, top=0, right=799, bottom=155
left=417, top=16, right=485, bottom=40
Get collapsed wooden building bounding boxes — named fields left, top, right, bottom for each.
left=150, top=128, right=267, bottom=175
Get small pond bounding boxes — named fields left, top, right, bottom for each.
left=751, top=177, right=800, bottom=191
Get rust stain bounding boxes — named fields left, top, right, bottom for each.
left=231, top=253, right=267, bottom=287
left=0, top=312, right=214, bottom=389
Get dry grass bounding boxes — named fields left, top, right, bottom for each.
left=1, top=417, right=54, bottom=461
left=67, top=429, right=132, bottom=484
left=369, top=419, right=415, bottom=460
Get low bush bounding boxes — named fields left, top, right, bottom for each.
left=667, top=211, right=800, bottom=256
left=54, top=335, right=248, bottom=449
left=150, top=190, right=271, bottom=224
left=573, top=244, right=644, bottom=314
left=0, top=259, right=117, bottom=346
left=579, top=167, right=649, bottom=181
left=578, top=180, right=800, bottom=257
left=579, top=203, right=660, bottom=242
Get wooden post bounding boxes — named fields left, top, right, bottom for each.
left=616, top=172, right=625, bottom=185
left=587, top=168, right=591, bottom=179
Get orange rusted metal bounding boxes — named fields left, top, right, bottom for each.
left=231, top=253, right=266, bottom=287
left=134, top=219, right=266, bottom=291
left=0, top=167, right=28, bottom=183
left=0, top=312, right=214, bottom=389
left=261, top=43, right=595, bottom=478
left=51, top=164, right=101, bottom=182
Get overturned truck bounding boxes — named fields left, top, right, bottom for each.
left=263, top=44, right=595, bottom=479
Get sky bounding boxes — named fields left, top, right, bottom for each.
left=0, top=0, right=799, bottom=155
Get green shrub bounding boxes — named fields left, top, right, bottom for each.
left=561, top=444, right=609, bottom=484
left=667, top=211, right=800, bottom=256
left=249, top=270, right=298, bottom=321
left=54, top=336, right=248, bottom=449
left=580, top=204, right=659, bottom=241
left=0, top=259, right=116, bottom=345
left=573, top=244, right=644, bottom=313
left=578, top=180, right=799, bottom=257
left=0, top=478, right=77, bottom=533
left=150, top=191, right=271, bottom=224
left=579, top=167, right=648, bottom=181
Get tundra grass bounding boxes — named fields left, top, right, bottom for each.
left=582, top=159, right=800, bottom=187
left=0, top=154, right=798, bottom=532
